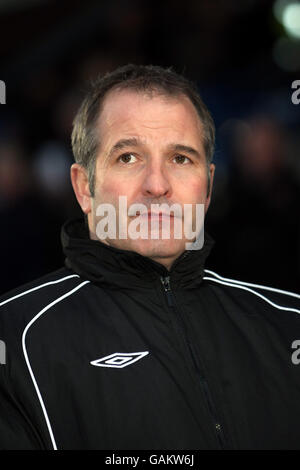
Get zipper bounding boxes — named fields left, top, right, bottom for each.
left=160, top=275, right=228, bottom=449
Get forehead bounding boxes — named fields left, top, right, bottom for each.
left=97, top=88, right=204, bottom=142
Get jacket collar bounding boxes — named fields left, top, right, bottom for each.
left=61, top=218, right=214, bottom=290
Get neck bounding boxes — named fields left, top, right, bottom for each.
left=89, top=229, right=183, bottom=271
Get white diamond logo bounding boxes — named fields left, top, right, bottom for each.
left=90, top=351, right=149, bottom=368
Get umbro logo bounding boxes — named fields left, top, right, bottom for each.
left=90, top=351, right=149, bottom=369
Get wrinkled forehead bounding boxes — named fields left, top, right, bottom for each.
left=96, top=87, right=203, bottom=141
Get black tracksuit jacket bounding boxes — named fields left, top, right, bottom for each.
left=0, top=218, right=300, bottom=450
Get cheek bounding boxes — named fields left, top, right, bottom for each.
left=177, top=177, right=208, bottom=203
left=97, top=177, right=136, bottom=204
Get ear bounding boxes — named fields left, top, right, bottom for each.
left=70, top=163, right=92, bottom=214
left=205, top=163, right=215, bottom=213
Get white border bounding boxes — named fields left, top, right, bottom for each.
left=22, top=280, right=90, bottom=450
left=0, top=275, right=80, bottom=307
left=204, top=269, right=300, bottom=299
left=203, top=273, right=300, bottom=314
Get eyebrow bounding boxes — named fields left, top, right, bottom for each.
left=107, top=138, right=202, bottom=160
left=166, top=143, right=202, bottom=160
left=105, top=138, right=139, bottom=160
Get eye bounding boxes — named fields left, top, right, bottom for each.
left=173, top=154, right=191, bottom=164
left=117, top=153, right=137, bottom=164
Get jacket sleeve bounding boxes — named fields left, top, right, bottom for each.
left=0, top=366, right=46, bottom=450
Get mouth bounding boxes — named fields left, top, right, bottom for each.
left=137, top=211, right=175, bottom=219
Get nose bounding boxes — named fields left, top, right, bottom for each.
left=140, top=159, right=171, bottom=198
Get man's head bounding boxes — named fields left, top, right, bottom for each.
left=71, top=64, right=215, bottom=270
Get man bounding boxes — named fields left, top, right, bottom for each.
left=0, top=64, right=300, bottom=450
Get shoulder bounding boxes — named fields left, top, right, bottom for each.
left=0, top=267, right=90, bottom=333
left=203, top=268, right=300, bottom=318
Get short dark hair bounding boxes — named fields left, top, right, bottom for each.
left=71, top=64, right=215, bottom=197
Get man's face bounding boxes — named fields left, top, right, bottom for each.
left=85, top=89, right=215, bottom=269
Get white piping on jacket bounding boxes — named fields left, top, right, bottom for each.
left=204, top=269, right=300, bottom=299
left=0, top=275, right=80, bottom=307
left=22, top=280, right=90, bottom=450
left=203, top=275, right=300, bottom=315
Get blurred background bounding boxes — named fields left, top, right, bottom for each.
left=0, top=0, right=299, bottom=294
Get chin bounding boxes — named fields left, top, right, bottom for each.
left=126, top=238, right=185, bottom=260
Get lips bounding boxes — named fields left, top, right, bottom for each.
left=140, top=211, right=174, bottom=218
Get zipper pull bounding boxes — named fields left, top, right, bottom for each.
left=160, top=276, right=174, bottom=307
